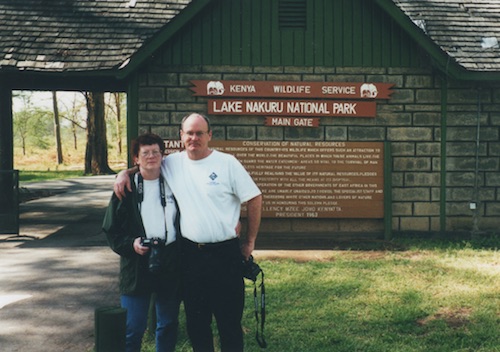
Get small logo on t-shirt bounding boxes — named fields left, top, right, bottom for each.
left=208, top=172, right=219, bottom=185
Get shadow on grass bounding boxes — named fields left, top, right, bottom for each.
left=393, top=231, right=500, bottom=251
left=256, top=231, right=500, bottom=252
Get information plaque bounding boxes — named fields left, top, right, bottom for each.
left=207, top=141, right=384, bottom=219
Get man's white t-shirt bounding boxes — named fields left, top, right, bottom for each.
left=161, top=150, right=261, bottom=244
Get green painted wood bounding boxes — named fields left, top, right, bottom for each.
left=241, top=0, right=252, bottom=66
left=270, top=0, right=281, bottom=66
left=230, top=0, right=242, bottom=64
left=332, top=0, right=343, bottom=66
left=250, top=1, right=262, bottom=65
left=221, top=3, right=232, bottom=64
left=161, top=0, right=424, bottom=69
left=390, top=21, right=401, bottom=66
left=380, top=19, right=391, bottom=66
left=212, top=11, right=222, bottom=65
left=126, top=74, right=139, bottom=167
left=361, top=2, right=373, bottom=66
left=202, top=13, right=213, bottom=64
left=371, top=5, right=383, bottom=66
left=191, top=18, right=203, bottom=65
left=172, top=37, right=181, bottom=65
left=351, top=0, right=363, bottom=67
left=313, top=0, right=324, bottom=66
left=260, top=0, right=272, bottom=65
left=184, top=24, right=194, bottom=64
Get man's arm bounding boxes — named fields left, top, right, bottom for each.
left=113, top=166, right=138, bottom=200
left=240, top=194, right=262, bottom=259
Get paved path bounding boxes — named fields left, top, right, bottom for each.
left=0, top=176, right=120, bottom=352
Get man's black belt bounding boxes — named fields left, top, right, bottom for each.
left=181, top=237, right=238, bottom=250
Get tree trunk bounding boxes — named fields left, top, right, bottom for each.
left=84, top=92, right=114, bottom=175
left=71, top=122, right=78, bottom=150
left=113, top=92, right=123, bottom=155
left=52, top=91, right=63, bottom=164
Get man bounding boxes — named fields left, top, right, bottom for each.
left=114, top=113, right=263, bottom=352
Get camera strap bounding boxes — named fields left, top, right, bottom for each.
left=253, top=271, right=267, bottom=348
left=137, top=173, right=166, bottom=207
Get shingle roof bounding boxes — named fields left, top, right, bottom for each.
left=392, top=0, right=500, bottom=72
left=0, top=0, right=191, bottom=73
left=0, top=0, right=499, bottom=78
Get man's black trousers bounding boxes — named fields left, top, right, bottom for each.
left=181, top=238, right=245, bottom=352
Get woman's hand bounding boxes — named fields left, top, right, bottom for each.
left=133, top=237, right=149, bottom=256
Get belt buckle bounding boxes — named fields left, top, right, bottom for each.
left=197, top=243, right=204, bottom=249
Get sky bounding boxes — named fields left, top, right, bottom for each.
left=12, top=90, right=86, bottom=113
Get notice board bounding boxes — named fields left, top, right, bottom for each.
left=168, top=141, right=384, bottom=219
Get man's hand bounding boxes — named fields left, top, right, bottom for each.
left=114, top=170, right=132, bottom=200
left=235, top=221, right=242, bottom=237
left=240, top=194, right=262, bottom=260
left=240, top=240, right=255, bottom=260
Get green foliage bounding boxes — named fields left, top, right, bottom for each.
left=14, top=106, right=54, bottom=152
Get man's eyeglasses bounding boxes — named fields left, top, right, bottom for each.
left=140, top=150, right=162, bottom=158
left=183, top=130, right=209, bottom=138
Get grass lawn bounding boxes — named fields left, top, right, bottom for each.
left=18, top=169, right=86, bottom=182
left=140, top=237, right=499, bottom=352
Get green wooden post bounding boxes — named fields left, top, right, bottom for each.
left=95, top=306, right=127, bottom=352
left=384, top=141, right=392, bottom=240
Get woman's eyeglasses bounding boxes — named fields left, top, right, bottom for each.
left=140, top=150, right=162, bottom=158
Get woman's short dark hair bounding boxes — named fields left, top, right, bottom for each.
left=130, top=133, right=165, bottom=159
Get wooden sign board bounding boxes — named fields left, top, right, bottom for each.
left=265, top=117, right=320, bottom=127
left=164, top=140, right=384, bottom=219
left=191, top=80, right=394, bottom=100
left=209, top=99, right=377, bottom=117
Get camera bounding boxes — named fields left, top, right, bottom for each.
left=141, top=237, right=166, bottom=274
left=242, top=255, right=262, bottom=282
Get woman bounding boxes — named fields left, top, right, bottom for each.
left=102, top=133, right=180, bottom=352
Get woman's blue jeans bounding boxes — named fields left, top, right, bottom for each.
left=121, top=293, right=180, bottom=352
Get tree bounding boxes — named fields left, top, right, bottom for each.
left=84, top=92, right=114, bottom=175
left=52, top=91, right=63, bottom=164
left=13, top=92, right=53, bottom=156
left=112, top=92, right=123, bottom=155
left=13, top=108, right=32, bottom=156
left=59, top=92, right=87, bottom=150
left=13, top=92, right=34, bottom=156
left=105, top=92, right=126, bottom=157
